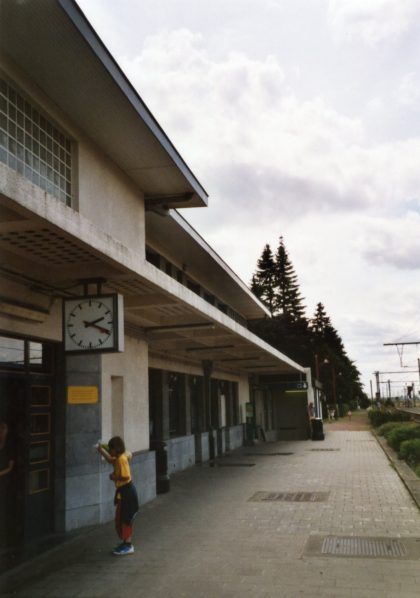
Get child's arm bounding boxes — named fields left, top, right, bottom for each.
left=96, top=444, right=115, bottom=464
left=109, top=471, right=130, bottom=483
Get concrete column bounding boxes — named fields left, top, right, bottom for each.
left=149, top=369, right=170, bottom=441
left=202, top=360, right=213, bottom=429
left=183, top=375, right=192, bottom=435
left=58, top=353, right=102, bottom=531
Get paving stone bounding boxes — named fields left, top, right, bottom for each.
left=1, top=428, right=420, bottom=598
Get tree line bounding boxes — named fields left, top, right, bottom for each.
left=250, top=237, right=367, bottom=408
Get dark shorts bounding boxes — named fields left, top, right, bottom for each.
left=115, top=481, right=139, bottom=526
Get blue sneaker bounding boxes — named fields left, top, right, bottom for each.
left=113, top=543, right=134, bottom=556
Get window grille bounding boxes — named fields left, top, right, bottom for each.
left=0, top=77, right=73, bottom=205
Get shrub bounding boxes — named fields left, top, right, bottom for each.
left=338, top=403, right=350, bottom=417
left=368, top=407, right=411, bottom=427
left=385, top=424, right=420, bottom=452
left=376, top=421, right=403, bottom=437
left=399, top=438, right=420, bottom=466
left=415, top=464, right=420, bottom=478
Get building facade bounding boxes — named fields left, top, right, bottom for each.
left=0, top=0, right=307, bottom=564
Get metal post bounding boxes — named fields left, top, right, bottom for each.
left=375, top=371, right=381, bottom=400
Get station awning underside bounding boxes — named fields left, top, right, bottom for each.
left=0, top=195, right=305, bottom=377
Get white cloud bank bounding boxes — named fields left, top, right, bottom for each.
left=327, top=0, right=420, bottom=45
left=122, top=29, right=420, bottom=223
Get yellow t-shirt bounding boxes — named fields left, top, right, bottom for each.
left=113, top=453, right=132, bottom=488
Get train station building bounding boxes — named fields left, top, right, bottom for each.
left=0, top=0, right=309, bottom=563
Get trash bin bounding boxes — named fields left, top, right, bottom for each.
left=150, top=440, right=170, bottom=493
left=311, top=418, right=324, bottom=441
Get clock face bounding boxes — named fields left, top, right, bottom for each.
left=65, top=296, right=115, bottom=351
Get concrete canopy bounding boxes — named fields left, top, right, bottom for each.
left=0, top=174, right=305, bottom=377
left=0, top=1, right=305, bottom=378
left=0, top=0, right=208, bottom=209
left=146, top=209, right=271, bottom=322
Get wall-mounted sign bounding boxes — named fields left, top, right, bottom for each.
left=67, top=386, right=98, bottom=404
left=63, top=294, right=124, bottom=354
left=254, top=381, right=308, bottom=391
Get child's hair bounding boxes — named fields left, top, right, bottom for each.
left=108, top=436, right=125, bottom=456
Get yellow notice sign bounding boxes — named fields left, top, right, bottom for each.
left=67, top=386, right=98, bottom=404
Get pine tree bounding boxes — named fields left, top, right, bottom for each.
left=250, top=244, right=276, bottom=315
left=310, top=302, right=331, bottom=336
left=309, top=302, right=366, bottom=407
left=250, top=240, right=368, bottom=406
left=273, top=237, right=306, bottom=322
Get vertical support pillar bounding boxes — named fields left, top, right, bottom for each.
left=149, top=369, right=170, bottom=441
left=202, top=360, right=214, bottom=462
left=180, top=374, right=191, bottom=436
left=59, top=353, right=102, bottom=531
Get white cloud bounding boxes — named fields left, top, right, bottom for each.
left=327, top=0, right=420, bottom=45
left=396, top=72, right=420, bottom=109
left=121, top=29, right=420, bottom=225
left=362, top=212, right=420, bottom=269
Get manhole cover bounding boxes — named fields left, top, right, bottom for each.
left=322, top=536, right=407, bottom=558
left=249, top=491, right=329, bottom=502
left=245, top=452, right=294, bottom=456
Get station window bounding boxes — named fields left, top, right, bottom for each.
left=0, top=77, right=73, bottom=206
left=0, top=336, right=53, bottom=372
left=187, top=279, right=201, bottom=296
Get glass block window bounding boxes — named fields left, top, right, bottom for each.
left=0, top=77, right=72, bottom=205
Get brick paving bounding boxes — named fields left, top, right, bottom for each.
left=2, top=418, right=420, bottom=598
left=324, top=409, right=370, bottom=431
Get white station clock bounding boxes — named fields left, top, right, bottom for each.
left=63, top=294, right=124, bottom=354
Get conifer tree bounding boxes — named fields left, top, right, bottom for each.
left=310, top=302, right=331, bottom=336
left=273, top=237, right=306, bottom=322
left=250, top=241, right=368, bottom=407
left=250, top=244, right=276, bottom=315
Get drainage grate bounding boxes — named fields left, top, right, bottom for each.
left=245, top=452, right=294, bottom=456
left=249, top=491, right=329, bottom=502
left=304, top=535, right=420, bottom=560
left=322, top=536, right=407, bottom=558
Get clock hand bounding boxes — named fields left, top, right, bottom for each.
left=91, top=317, right=105, bottom=325
left=83, top=320, right=111, bottom=334
left=83, top=317, right=104, bottom=328
left=92, top=323, right=110, bottom=334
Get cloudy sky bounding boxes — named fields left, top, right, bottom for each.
left=78, top=0, right=420, bottom=396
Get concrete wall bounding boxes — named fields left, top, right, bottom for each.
left=0, top=55, right=146, bottom=258
left=226, top=424, right=244, bottom=451
left=167, top=435, right=196, bottom=473
left=77, top=143, right=145, bottom=257
left=194, top=432, right=209, bottom=463
left=101, top=335, right=149, bottom=452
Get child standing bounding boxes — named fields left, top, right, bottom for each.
left=97, top=436, right=139, bottom=556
